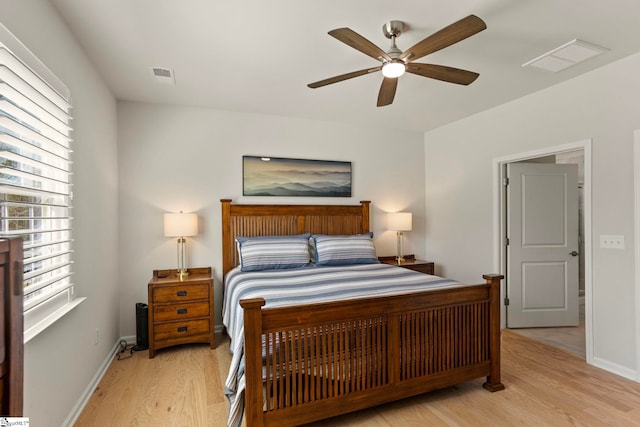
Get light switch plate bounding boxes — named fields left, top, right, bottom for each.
left=600, top=235, right=625, bottom=249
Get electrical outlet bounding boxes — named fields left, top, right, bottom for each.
left=600, top=235, right=625, bottom=249
left=95, top=328, right=99, bottom=345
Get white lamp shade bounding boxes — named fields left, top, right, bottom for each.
left=388, top=212, right=412, bottom=231
left=164, top=212, right=198, bottom=237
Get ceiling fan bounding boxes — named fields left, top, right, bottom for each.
left=307, top=15, right=487, bottom=107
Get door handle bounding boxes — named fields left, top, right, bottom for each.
left=570, top=251, right=579, bottom=256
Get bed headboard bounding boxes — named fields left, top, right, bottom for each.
left=220, top=199, right=371, bottom=278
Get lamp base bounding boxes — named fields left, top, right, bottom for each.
left=176, top=269, right=190, bottom=281
left=396, top=231, right=406, bottom=265
left=175, top=237, right=190, bottom=281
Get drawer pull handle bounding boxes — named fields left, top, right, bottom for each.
left=177, top=308, right=188, bottom=315
left=177, top=326, right=188, bottom=333
left=176, top=290, right=187, bottom=297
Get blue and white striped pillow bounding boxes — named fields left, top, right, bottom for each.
left=236, top=234, right=311, bottom=272
left=312, top=233, right=379, bottom=266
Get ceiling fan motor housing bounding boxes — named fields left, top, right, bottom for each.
left=382, top=20, right=405, bottom=39
left=383, top=21, right=405, bottom=61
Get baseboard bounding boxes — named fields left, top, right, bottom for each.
left=121, top=334, right=136, bottom=344
left=592, top=356, right=638, bottom=382
left=62, top=337, right=129, bottom=426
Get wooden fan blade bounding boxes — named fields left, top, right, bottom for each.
left=377, top=77, right=398, bottom=107
left=406, top=63, right=479, bottom=85
left=308, top=66, right=381, bottom=88
left=329, top=28, right=391, bottom=62
left=399, top=15, right=486, bottom=62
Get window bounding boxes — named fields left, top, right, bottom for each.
left=0, top=26, right=80, bottom=342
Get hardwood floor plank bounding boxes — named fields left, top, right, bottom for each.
left=74, top=331, right=640, bottom=427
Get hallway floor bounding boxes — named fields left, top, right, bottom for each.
left=509, top=322, right=585, bottom=358
left=509, top=296, right=586, bottom=358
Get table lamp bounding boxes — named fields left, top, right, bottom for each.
left=388, top=212, right=412, bottom=264
left=164, top=211, right=198, bottom=280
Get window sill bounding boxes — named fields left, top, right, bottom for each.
left=24, top=297, right=86, bottom=344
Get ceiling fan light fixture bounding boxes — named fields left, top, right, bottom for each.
left=382, top=61, right=405, bottom=78
left=308, top=15, right=486, bottom=106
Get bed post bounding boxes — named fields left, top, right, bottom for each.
left=240, top=298, right=266, bottom=427
left=482, top=274, right=505, bottom=392
left=221, top=199, right=232, bottom=278
left=360, top=200, right=371, bottom=232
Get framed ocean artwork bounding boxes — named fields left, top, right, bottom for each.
left=243, top=156, right=352, bottom=197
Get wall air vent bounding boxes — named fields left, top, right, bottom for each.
left=150, top=67, right=176, bottom=85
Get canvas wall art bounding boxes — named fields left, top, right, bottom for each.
left=243, top=156, right=352, bottom=197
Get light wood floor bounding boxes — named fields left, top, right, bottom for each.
left=508, top=298, right=586, bottom=358
left=509, top=322, right=586, bottom=358
left=75, top=330, right=640, bottom=426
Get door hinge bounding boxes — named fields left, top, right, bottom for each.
left=504, top=297, right=510, bottom=306
left=503, top=177, right=509, bottom=186
left=504, top=237, right=509, bottom=246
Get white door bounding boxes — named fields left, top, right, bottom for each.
left=506, top=162, right=579, bottom=327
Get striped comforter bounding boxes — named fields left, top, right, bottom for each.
left=222, top=263, right=463, bottom=427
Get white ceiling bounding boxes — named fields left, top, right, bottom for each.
left=50, top=0, right=640, bottom=133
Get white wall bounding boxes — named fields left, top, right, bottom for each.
left=0, top=1, right=119, bottom=425
left=117, top=102, right=427, bottom=335
left=424, top=52, right=640, bottom=376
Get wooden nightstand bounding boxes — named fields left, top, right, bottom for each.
left=378, top=255, right=435, bottom=275
left=147, top=267, right=214, bottom=358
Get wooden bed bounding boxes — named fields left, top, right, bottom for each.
left=221, top=199, right=504, bottom=426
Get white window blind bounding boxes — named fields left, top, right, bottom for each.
left=0, top=33, right=75, bottom=336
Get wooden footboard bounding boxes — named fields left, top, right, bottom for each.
left=241, top=274, right=504, bottom=426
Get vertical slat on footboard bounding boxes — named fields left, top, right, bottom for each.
left=261, top=316, right=389, bottom=413
left=399, top=302, right=491, bottom=381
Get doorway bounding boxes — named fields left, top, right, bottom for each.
left=493, top=140, right=593, bottom=362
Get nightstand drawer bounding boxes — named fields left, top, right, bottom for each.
left=378, top=256, right=434, bottom=275
left=405, top=264, right=434, bottom=275
left=153, top=319, right=210, bottom=341
left=152, top=283, right=209, bottom=303
left=153, top=301, right=210, bottom=321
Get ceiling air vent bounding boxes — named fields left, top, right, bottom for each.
left=150, top=67, right=175, bottom=85
left=522, top=39, right=609, bottom=73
